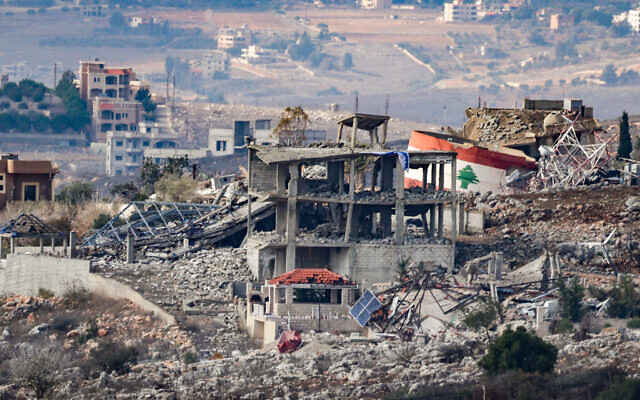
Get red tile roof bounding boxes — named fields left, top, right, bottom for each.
left=269, top=268, right=354, bottom=286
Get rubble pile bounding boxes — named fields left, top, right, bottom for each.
left=459, top=185, right=640, bottom=271
left=464, top=108, right=546, bottom=144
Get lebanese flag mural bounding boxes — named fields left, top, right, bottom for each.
left=405, top=130, right=537, bottom=193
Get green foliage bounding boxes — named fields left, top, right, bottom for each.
left=140, top=158, right=162, bottom=190
left=607, top=276, right=640, bottom=318
left=30, top=113, right=50, bottom=132
left=55, top=70, right=90, bottom=131
left=135, top=88, right=157, bottom=113
left=56, top=182, right=94, bottom=205
left=154, top=174, right=197, bottom=202
left=275, top=106, right=309, bottom=145
left=551, top=318, right=574, bottom=334
left=558, top=277, right=585, bottom=322
left=38, top=288, right=55, bottom=299
left=51, top=114, right=70, bottom=133
left=479, top=326, right=557, bottom=375
left=627, top=318, right=640, bottom=329
left=3, top=82, right=22, bottom=102
left=183, top=351, right=198, bottom=364
left=618, top=111, right=632, bottom=159
left=611, top=23, right=630, bottom=38
left=92, top=214, right=112, bottom=230
left=86, top=341, right=139, bottom=375
left=288, top=32, right=315, bottom=61
left=596, top=378, right=640, bottom=400
left=163, top=155, right=190, bottom=176
left=463, top=297, right=499, bottom=340
left=109, top=11, right=127, bottom=29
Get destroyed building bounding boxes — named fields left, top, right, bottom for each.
left=463, top=98, right=602, bottom=158
left=246, top=114, right=458, bottom=286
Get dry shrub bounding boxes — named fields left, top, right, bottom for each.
left=154, top=174, right=198, bottom=202
left=72, top=201, right=122, bottom=237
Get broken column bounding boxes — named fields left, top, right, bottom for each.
left=39, top=236, right=44, bottom=255
left=126, top=234, right=135, bottom=264
left=394, top=155, right=405, bottom=245
left=494, top=252, right=503, bottom=280
left=69, top=231, right=77, bottom=258
left=286, top=163, right=299, bottom=272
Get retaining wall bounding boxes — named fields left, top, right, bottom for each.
left=0, top=255, right=175, bottom=325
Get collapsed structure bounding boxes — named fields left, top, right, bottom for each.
left=246, top=113, right=458, bottom=287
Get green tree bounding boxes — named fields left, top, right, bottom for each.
left=163, top=155, right=190, bottom=176
left=457, top=165, right=479, bottom=189
left=343, top=52, right=353, bottom=70
left=618, top=111, right=632, bottom=159
left=558, top=277, right=585, bottom=322
left=140, top=158, right=162, bottom=190
left=607, top=275, right=640, bottom=318
left=596, top=378, right=640, bottom=400
left=135, top=88, right=157, bottom=114
left=274, top=106, right=309, bottom=146
left=463, top=297, right=500, bottom=341
left=56, top=182, right=94, bottom=205
left=55, top=70, right=90, bottom=132
left=480, top=326, right=558, bottom=375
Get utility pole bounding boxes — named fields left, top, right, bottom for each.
left=166, top=74, right=169, bottom=105
left=172, top=74, right=176, bottom=113
left=384, top=94, right=390, bottom=115
left=53, top=63, right=57, bottom=89
left=354, top=93, right=359, bottom=113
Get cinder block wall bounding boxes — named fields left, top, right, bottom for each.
left=351, top=244, right=451, bottom=286
left=0, top=254, right=89, bottom=296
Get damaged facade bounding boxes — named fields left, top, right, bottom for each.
left=246, top=114, right=458, bottom=287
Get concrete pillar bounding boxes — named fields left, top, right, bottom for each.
left=286, top=163, right=299, bottom=272
left=458, top=201, right=465, bottom=235
left=246, top=143, right=253, bottom=239
left=126, top=234, right=135, bottom=264
left=337, top=161, right=345, bottom=195
left=350, top=116, right=358, bottom=148
left=63, top=238, right=68, bottom=257
left=437, top=204, right=443, bottom=238
left=429, top=205, right=436, bottom=238
left=494, top=252, right=503, bottom=280
left=69, top=231, right=77, bottom=258
left=330, top=289, right=339, bottom=304
left=51, top=237, right=55, bottom=252
left=439, top=162, right=445, bottom=191
left=183, top=237, right=190, bottom=249
left=394, top=156, right=405, bottom=245
left=536, top=306, right=545, bottom=329
left=450, top=156, right=457, bottom=273
left=0, top=238, right=4, bottom=259
left=341, top=288, right=351, bottom=305
left=9, top=237, right=15, bottom=255
left=430, top=163, right=436, bottom=191
left=490, top=282, right=498, bottom=302
left=39, top=236, right=44, bottom=255
left=285, top=287, right=294, bottom=305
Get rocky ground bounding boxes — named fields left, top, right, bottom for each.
left=458, top=185, right=640, bottom=272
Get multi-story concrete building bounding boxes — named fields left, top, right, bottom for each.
left=208, top=129, right=235, bottom=157
left=79, top=60, right=135, bottom=104
left=360, top=0, right=391, bottom=9
left=443, top=0, right=481, bottom=22
left=246, top=114, right=458, bottom=286
left=189, top=51, right=230, bottom=78
left=92, top=97, right=144, bottom=141
left=105, top=121, right=179, bottom=177
left=217, top=26, right=252, bottom=50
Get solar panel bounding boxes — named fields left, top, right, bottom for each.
left=349, top=290, right=382, bottom=327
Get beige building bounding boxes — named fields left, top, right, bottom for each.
left=79, top=60, right=135, bottom=104
left=105, top=121, right=178, bottom=177
left=92, top=97, right=143, bottom=141
left=360, top=0, right=391, bottom=9
left=443, top=0, right=481, bottom=22
left=246, top=269, right=361, bottom=343
left=217, top=26, right=252, bottom=50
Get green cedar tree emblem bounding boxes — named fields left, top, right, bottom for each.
left=457, top=165, right=479, bottom=189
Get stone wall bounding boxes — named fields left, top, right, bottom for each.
left=0, top=255, right=175, bottom=326
left=350, top=244, right=451, bottom=287
left=250, top=154, right=277, bottom=192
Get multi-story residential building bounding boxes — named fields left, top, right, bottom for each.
left=92, top=97, right=144, bottom=141
left=360, top=0, right=391, bottom=9
left=240, top=46, right=277, bottom=65
left=78, top=60, right=135, bottom=104
left=105, top=121, right=178, bottom=177
left=217, top=26, right=252, bottom=50
left=189, top=52, right=230, bottom=78
left=208, top=129, right=235, bottom=157
left=0, top=154, right=56, bottom=208
left=443, top=0, right=481, bottom=22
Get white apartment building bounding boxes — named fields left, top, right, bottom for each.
left=240, top=46, right=277, bottom=65
left=106, top=121, right=178, bottom=177
left=443, top=0, right=482, bottom=22
left=360, top=0, right=391, bottom=9
left=208, top=129, right=235, bottom=156
left=189, top=52, right=230, bottom=77
left=217, top=26, right=252, bottom=50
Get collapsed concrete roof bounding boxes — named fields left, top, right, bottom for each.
left=462, top=99, right=601, bottom=148
left=268, top=268, right=355, bottom=287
